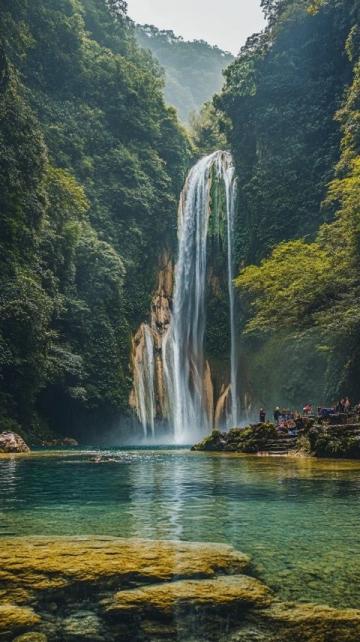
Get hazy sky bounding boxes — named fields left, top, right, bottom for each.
left=126, top=0, right=265, bottom=55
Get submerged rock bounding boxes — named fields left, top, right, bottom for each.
left=0, top=432, right=30, bottom=454
left=258, top=602, right=360, bottom=642
left=0, top=603, right=40, bottom=637
left=13, top=634, right=48, bottom=642
left=62, top=611, right=103, bottom=640
left=40, top=437, right=79, bottom=448
left=0, top=536, right=360, bottom=641
left=0, top=537, right=250, bottom=593
left=104, top=574, right=271, bottom=617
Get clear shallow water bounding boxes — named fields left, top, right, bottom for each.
left=1, top=448, right=360, bottom=608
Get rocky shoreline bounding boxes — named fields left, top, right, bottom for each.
left=0, top=432, right=79, bottom=454
left=192, top=420, right=360, bottom=459
left=1, top=536, right=360, bottom=641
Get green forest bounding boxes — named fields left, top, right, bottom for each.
left=135, top=24, right=234, bottom=122
left=0, top=0, right=191, bottom=441
left=1, top=0, right=360, bottom=442
left=217, top=0, right=360, bottom=408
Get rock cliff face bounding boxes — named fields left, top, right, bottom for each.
left=0, top=432, right=30, bottom=453
left=129, top=152, right=243, bottom=439
left=129, top=252, right=174, bottom=432
left=129, top=250, right=232, bottom=436
left=1, top=536, right=360, bottom=641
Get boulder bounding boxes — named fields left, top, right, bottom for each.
left=0, top=431, right=30, bottom=453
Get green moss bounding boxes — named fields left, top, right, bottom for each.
left=193, top=424, right=279, bottom=453
left=308, top=426, right=360, bottom=458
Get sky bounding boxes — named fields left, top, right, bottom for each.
left=126, top=0, right=265, bottom=55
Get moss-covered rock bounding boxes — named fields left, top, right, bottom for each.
left=0, top=537, right=250, bottom=595
left=192, top=424, right=281, bottom=454
left=13, top=634, right=48, bottom=642
left=105, top=575, right=271, bottom=618
left=0, top=603, right=40, bottom=637
left=260, top=602, right=360, bottom=642
left=308, top=424, right=360, bottom=458
left=1, top=536, right=360, bottom=641
left=193, top=422, right=360, bottom=459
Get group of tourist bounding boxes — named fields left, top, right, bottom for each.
left=259, top=407, right=299, bottom=432
left=258, top=398, right=360, bottom=428
left=317, top=398, right=360, bottom=417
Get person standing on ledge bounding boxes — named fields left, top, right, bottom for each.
left=259, top=408, right=266, bottom=423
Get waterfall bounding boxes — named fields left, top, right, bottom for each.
left=223, top=156, right=239, bottom=429
left=132, top=324, right=156, bottom=438
left=163, top=150, right=239, bottom=443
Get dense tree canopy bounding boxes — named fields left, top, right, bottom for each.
left=218, top=0, right=355, bottom=265
left=0, top=0, right=190, bottom=440
left=136, top=24, right=234, bottom=122
left=223, top=0, right=360, bottom=403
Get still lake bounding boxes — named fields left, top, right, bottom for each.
left=1, top=448, right=359, bottom=608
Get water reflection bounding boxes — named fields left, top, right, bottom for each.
left=1, top=449, right=360, bottom=607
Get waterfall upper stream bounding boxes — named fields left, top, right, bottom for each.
left=131, top=151, right=239, bottom=443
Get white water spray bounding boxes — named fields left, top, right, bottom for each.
left=163, top=151, right=239, bottom=443
left=133, top=324, right=156, bottom=438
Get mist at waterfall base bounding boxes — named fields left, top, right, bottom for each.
left=131, top=151, right=241, bottom=446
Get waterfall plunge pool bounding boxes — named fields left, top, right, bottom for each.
left=1, top=448, right=360, bottom=609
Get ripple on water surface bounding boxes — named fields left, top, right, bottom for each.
left=1, top=448, right=360, bottom=608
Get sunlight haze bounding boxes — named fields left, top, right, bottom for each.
left=126, top=0, right=265, bottom=54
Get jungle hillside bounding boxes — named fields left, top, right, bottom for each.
left=135, top=24, right=234, bottom=122
left=215, top=0, right=360, bottom=411
left=0, top=0, right=191, bottom=442
left=1, top=0, right=360, bottom=442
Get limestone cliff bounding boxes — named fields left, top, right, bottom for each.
left=129, top=252, right=173, bottom=434
left=129, top=245, right=240, bottom=436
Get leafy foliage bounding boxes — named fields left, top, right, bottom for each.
left=190, top=102, right=229, bottom=156
left=233, top=0, right=360, bottom=401
left=218, top=0, right=354, bottom=265
left=0, top=0, right=190, bottom=439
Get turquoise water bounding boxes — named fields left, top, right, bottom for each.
left=1, top=448, right=360, bottom=607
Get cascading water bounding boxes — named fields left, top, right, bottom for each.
left=223, top=156, right=239, bottom=429
left=132, top=324, right=156, bottom=438
left=163, top=150, right=239, bottom=444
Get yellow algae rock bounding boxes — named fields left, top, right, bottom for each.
left=13, top=633, right=48, bottom=642
left=259, top=602, right=360, bottom=642
left=105, top=575, right=272, bottom=617
left=0, top=536, right=250, bottom=595
left=0, top=603, right=40, bottom=636
left=2, top=536, right=360, bottom=642
left=0, top=586, right=31, bottom=605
